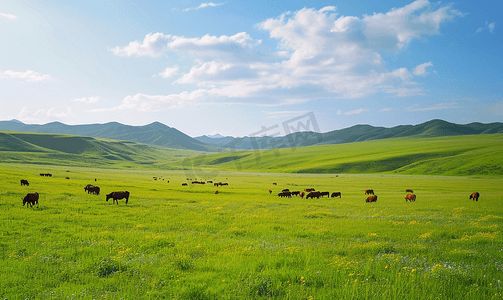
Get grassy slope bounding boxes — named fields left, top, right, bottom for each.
left=0, top=131, right=201, bottom=170
left=1, top=164, right=502, bottom=299
left=179, top=134, right=503, bottom=177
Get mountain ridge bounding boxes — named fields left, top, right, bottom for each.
left=1, top=119, right=502, bottom=152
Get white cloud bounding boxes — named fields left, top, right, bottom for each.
left=379, top=108, right=395, bottom=112
left=336, top=110, right=342, bottom=115
left=406, top=102, right=458, bottom=111
left=110, top=33, right=171, bottom=57
left=413, top=62, right=433, bottom=76
left=72, top=96, right=99, bottom=103
left=476, top=21, right=496, bottom=34
left=108, top=1, right=462, bottom=110
left=158, top=67, right=178, bottom=78
left=2, top=70, right=51, bottom=82
left=14, top=107, right=74, bottom=123
left=0, top=12, right=17, bottom=20
left=184, top=2, right=224, bottom=12
left=345, top=108, right=368, bottom=115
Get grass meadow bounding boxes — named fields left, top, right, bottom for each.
left=1, top=162, right=502, bottom=299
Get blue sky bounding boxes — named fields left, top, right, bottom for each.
left=1, top=0, right=501, bottom=137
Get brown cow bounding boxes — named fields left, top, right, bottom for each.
left=215, top=190, right=219, bottom=194
left=331, top=192, right=341, bottom=198
left=366, top=195, right=377, bottom=203
left=300, top=191, right=305, bottom=198
left=273, top=183, right=277, bottom=185
left=20, top=179, right=29, bottom=186
left=469, top=192, right=480, bottom=201
left=406, top=189, right=414, bottom=193
left=365, top=189, right=374, bottom=195
left=305, top=188, right=315, bottom=192
left=106, top=191, right=130, bottom=205
left=405, top=194, right=416, bottom=202
left=269, top=190, right=272, bottom=194
left=22, top=192, right=39, bottom=208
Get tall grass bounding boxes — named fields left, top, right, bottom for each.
left=1, top=163, right=502, bottom=299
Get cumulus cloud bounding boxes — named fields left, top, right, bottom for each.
left=183, top=2, right=223, bottom=12
left=158, top=67, right=178, bottom=78
left=110, top=33, right=171, bottom=57
left=108, top=1, right=462, bottom=111
left=72, top=96, right=99, bottom=103
left=1, top=70, right=51, bottom=82
left=476, top=21, right=496, bottom=33
left=0, top=12, right=17, bottom=20
left=14, top=107, right=74, bottom=123
left=413, top=62, right=433, bottom=76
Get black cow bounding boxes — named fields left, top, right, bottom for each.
left=306, top=191, right=321, bottom=199
left=291, top=191, right=300, bottom=196
left=182, top=183, right=188, bottom=186
left=282, top=189, right=290, bottom=192
left=89, top=186, right=100, bottom=195
left=22, top=192, right=39, bottom=208
left=20, top=179, right=29, bottom=186
left=278, top=191, right=292, bottom=198
left=331, top=192, right=341, bottom=198
left=365, top=189, right=374, bottom=195
left=320, top=191, right=330, bottom=197
left=106, top=191, right=130, bottom=205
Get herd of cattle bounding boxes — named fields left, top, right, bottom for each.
left=19, top=178, right=130, bottom=207
left=18, top=176, right=481, bottom=208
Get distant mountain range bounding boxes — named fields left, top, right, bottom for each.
left=195, top=119, right=503, bottom=150
left=0, top=120, right=219, bottom=152
left=1, top=119, right=502, bottom=152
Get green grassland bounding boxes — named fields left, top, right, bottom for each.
left=1, top=163, right=502, bottom=299
left=0, top=131, right=202, bottom=170
left=180, top=134, right=503, bottom=177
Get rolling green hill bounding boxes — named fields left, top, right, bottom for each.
left=180, top=134, right=503, bottom=177
left=0, top=121, right=222, bottom=152
left=0, top=131, right=201, bottom=169
left=2, top=130, right=502, bottom=177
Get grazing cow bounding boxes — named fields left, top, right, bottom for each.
left=305, top=188, right=315, bottom=192
left=22, top=192, right=39, bottom=208
left=65, top=177, right=70, bottom=180
left=331, top=192, right=341, bottom=198
left=278, top=191, right=292, bottom=198
left=269, top=190, right=272, bottom=194
left=215, top=190, right=219, bottom=194
left=320, top=191, right=330, bottom=197
left=406, top=189, right=414, bottom=193
left=366, top=195, right=377, bottom=203
left=306, top=191, right=321, bottom=199
left=365, top=189, right=374, bottom=195
left=214, top=183, right=219, bottom=186
left=273, top=183, right=277, bottom=185
left=207, top=181, right=213, bottom=183
left=221, top=183, right=228, bottom=186
left=20, top=179, right=29, bottom=186
left=282, top=189, right=290, bottom=192
left=300, top=191, right=305, bottom=198
left=89, top=186, right=100, bottom=195
left=291, top=191, right=300, bottom=196
left=106, top=191, right=130, bottom=205
left=182, top=183, right=188, bottom=186
left=470, top=192, right=480, bottom=201
left=405, top=194, right=416, bottom=202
